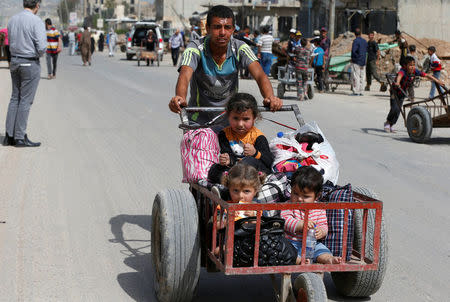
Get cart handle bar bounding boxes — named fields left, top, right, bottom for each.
left=179, top=104, right=305, bottom=130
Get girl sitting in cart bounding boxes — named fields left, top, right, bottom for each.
left=281, top=166, right=342, bottom=265
left=208, top=93, right=274, bottom=184
left=215, top=164, right=266, bottom=230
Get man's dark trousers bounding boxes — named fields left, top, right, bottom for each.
left=366, top=59, right=382, bottom=86
left=6, top=57, right=40, bottom=139
left=171, top=47, right=180, bottom=66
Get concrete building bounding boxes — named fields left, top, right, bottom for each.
left=155, top=0, right=301, bottom=37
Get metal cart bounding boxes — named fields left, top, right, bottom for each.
left=151, top=105, right=388, bottom=302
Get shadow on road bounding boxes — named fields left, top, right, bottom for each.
left=392, top=136, right=450, bottom=145
left=109, top=214, right=155, bottom=302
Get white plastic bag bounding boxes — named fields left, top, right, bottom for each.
left=269, top=122, right=340, bottom=185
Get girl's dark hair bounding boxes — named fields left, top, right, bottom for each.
left=206, top=5, right=235, bottom=27
left=291, top=166, right=323, bottom=196
left=221, top=164, right=266, bottom=190
left=428, top=46, right=436, bottom=53
left=226, top=93, right=259, bottom=118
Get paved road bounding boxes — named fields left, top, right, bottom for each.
left=0, top=51, right=449, bottom=302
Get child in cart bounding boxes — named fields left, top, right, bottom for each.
left=281, top=166, right=342, bottom=264
left=384, top=56, right=444, bottom=133
left=208, top=93, right=274, bottom=184
left=215, top=164, right=266, bottom=230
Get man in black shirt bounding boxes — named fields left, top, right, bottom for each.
left=365, top=31, right=386, bottom=91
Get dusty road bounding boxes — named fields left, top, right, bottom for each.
left=0, top=51, right=449, bottom=302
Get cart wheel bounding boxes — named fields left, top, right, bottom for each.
left=152, top=189, right=200, bottom=302
left=146, top=59, right=150, bottom=66
left=137, top=57, right=140, bottom=66
left=277, top=83, right=285, bottom=98
left=307, top=85, right=314, bottom=100
left=406, top=106, right=432, bottom=143
left=324, top=82, right=330, bottom=92
left=157, top=53, right=160, bottom=67
left=331, top=187, right=388, bottom=298
left=294, top=273, right=327, bottom=302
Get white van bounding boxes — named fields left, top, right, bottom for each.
left=126, top=21, right=164, bottom=61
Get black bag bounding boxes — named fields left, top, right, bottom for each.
left=233, top=217, right=297, bottom=267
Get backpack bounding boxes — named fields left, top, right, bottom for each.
left=180, top=128, right=220, bottom=183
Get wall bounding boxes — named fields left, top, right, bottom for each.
left=398, top=0, right=450, bottom=41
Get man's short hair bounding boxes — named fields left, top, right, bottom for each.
left=369, top=31, right=375, bottom=35
left=354, top=28, right=361, bottom=36
left=23, top=0, right=41, bottom=9
left=409, top=44, right=416, bottom=52
left=206, top=5, right=235, bottom=27
left=300, top=38, right=307, bottom=47
left=262, top=26, right=269, bottom=34
left=45, top=18, right=52, bottom=26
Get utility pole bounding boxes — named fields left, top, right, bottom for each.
left=138, top=0, right=141, bottom=20
left=329, top=0, right=335, bottom=41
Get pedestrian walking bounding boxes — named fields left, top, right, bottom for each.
left=80, top=26, right=91, bottom=66
left=68, top=28, right=76, bottom=55
left=311, top=38, right=324, bottom=92
left=319, top=27, right=330, bottom=59
left=98, top=32, right=104, bottom=52
left=257, top=26, right=274, bottom=76
left=190, top=26, right=201, bottom=41
left=350, top=28, right=368, bottom=96
left=427, top=46, right=444, bottom=98
left=0, top=27, right=11, bottom=68
left=392, top=30, right=408, bottom=67
left=45, top=18, right=61, bottom=79
left=295, top=38, right=312, bottom=101
left=108, top=29, right=117, bottom=57
left=169, top=29, right=184, bottom=66
left=3, top=0, right=47, bottom=147
left=365, top=31, right=386, bottom=92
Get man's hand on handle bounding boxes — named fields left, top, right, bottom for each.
left=169, top=96, right=187, bottom=113
left=263, top=95, right=283, bottom=111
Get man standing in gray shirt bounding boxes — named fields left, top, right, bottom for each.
left=3, top=0, right=46, bottom=147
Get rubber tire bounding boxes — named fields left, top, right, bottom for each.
left=126, top=53, right=133, bottom=60
left=151, top=189, right=201, bottom=302
left=294, top=273, right=327, bottom=302
left=137, top=57, right=140, bottom=66
left=331, top=187, right=388, bottom=298
left=146, top=59, right=150, bottom=66
left=277, top=83, right=285, bottom=99
left=271, top=62, right=281, bottom=79
left=157, top=53, right=160, bottom=67
left=406, top=106, right=432, bottom=143
left=306, top=84, right=314, bottom=100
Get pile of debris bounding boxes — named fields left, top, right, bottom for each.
left=330, top=31, right=450, bottom=82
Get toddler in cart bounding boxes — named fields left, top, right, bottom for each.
left=207, top=93, right=274, bottom=184
left=215, top=163, right=266, bottom=229
left=281, top=166, right=342, bottom=264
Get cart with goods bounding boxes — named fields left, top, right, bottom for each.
left=386, top=73, right=450, bottom=143
left=151, top=105, right=388, bottom=301
left=277, top=65, right=315, bottom=100
left=136, top=41, right=159, bottom=67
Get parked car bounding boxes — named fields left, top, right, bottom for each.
left=126, top=21, right=164, bottom=61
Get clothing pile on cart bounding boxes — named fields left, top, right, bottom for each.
left=180, top=121, right=354, bottom=265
